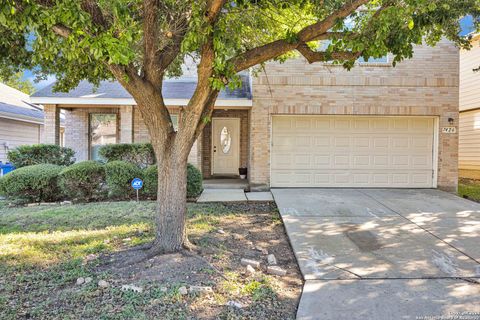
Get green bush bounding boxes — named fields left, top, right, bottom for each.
left=0, top=164, right=63, bottom=202
left=58, top=161, right=106, bottom=201
left=142, top=163, right=203, bottom=199
left=105, top=161, right=143, bottom=199
left=143, top=165, right=158, bottom=198
left=98, top=143, right=155, bottom=168
left=187, top=164, right=203, bottom=198
left=7, top=144, right=75, bottom=168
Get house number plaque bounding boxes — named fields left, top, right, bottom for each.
left=441, top=127, right=456, bottom=134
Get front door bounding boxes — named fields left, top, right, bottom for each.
left=212, top=118, right=240, bottom=175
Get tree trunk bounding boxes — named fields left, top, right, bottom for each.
left=150, top=149, right=189, bottom=254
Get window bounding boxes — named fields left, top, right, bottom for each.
left=317, top=40, right=388, bottom=64
left=171, top=115, right=179, bottom=131
left=220, top=126, right=232, bottom=154
left=89, top=113, right=117, bottom=161
left=357, top=56, right=388, bottom=63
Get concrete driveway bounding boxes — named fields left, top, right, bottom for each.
left=271, top=189, right=480, bottom=320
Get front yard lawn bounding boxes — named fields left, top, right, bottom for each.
left=458, top=178, right=480, bottom=202
left=0, top=200, right=302, bottom=319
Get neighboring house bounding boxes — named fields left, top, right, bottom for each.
left=31, top=39, right=459, bottom=191
left=459, top=33, right=480, bottom=176
left=0, top=83, right=65, bottom=163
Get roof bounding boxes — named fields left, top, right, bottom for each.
left=31, top=75, right=253, bottom=106
left=0, top=83, right=32, bottom=109
left=0, top=102, right=44, bottom=124
left=0, top=102, right=65, bottom=125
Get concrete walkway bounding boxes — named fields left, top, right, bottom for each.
left=271, top=188, right=480, bottom=320
left=197, top=189, right=273, bottom=202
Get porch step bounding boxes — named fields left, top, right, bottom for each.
left=203, top=179, right=249, bottom=190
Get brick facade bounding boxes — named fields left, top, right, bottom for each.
left=250, top=39, right=459, bottom=191
left=57, top=40, right=459, bottom=191
left=43, top=105, right=61, bottom=145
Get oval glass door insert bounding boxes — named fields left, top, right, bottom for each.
left=220, top=126, right=232, bottom=153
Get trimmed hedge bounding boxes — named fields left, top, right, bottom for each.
left=187, top=164, right=203, bottom=198
left=0, top=164, right=63, bottom=202
left=105, top=161, right=143, bottom=199
left=143, top=163, right=203, bottom=199
left=143, top=165, right=158, bottom=198
left=8, top=144, right=75, bottom=168
left=98, top=143, right=155, bottom=168
left=59, top=161, right=106, bottom=201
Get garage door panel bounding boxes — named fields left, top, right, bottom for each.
left=271, top=169, right=433, bottom=188
left=271, top=116, right=435, bottom=188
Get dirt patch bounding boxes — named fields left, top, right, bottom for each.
left=89, top=202, right=303, bottom=319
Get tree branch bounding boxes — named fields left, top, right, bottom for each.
left=205, top=0, right=227, bottom=23
left=143, top=0, right=162, bottom=87
left=80, top=0, right=110, bottom=30
left=230, top=0, right=370, bottom=72
left=297, top=43, right=361, bottom=63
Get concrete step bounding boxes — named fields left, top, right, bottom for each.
left=203, top=179, right=248, bottom=190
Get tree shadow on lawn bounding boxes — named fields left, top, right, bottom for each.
left=0, top=200, right=302, bottom=319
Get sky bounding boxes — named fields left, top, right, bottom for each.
left=22, top=16, right=477, bottom=92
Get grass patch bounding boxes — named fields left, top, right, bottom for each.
left=0, top=200, right=300, bottom=319
left=458, top=178, right=480, bottom=202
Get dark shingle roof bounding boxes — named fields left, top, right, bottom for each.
left=0, top=102, right=44, bottom=121
left=32, top=75, right=252, bottom=100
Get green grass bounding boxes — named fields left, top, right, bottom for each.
left=0, top=200, right=290, bottom=320
left=0, top=200, right=238, bottom=268
left=0, top=200, right=280, bottom=319
left=458, top=179, right=480, bottom=202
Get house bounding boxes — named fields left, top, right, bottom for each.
left=459, top=33, right=480, bottom=178
left=31, top=39, right=459, bottom=191
left=0, top=83, right=65, bottom=163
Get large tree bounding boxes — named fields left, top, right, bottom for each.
left=1, top=0, right=478, bottom=255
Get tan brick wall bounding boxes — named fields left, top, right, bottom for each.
left=250, top=39, right=459, bottom=191
left=201, top=109, right=250, bottom=178
left=43, top=105, right=60, bottom=145
left=119, top=105, right=134, bottom=143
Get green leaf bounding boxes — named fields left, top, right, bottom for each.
left=407, top=19, right=414, bottom=30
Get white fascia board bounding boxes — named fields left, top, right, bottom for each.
left=0, top=112, right=44, bottom=125
left=30, top=97, right=252, bottom=107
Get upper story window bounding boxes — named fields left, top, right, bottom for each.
left=317, top=40, right=389, bottom=65
left=357, top=55, right=389, bottom=64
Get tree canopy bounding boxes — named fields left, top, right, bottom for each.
left=1, top=1, right=478, bottom=93
left=0, top=71, right=35, bottom=94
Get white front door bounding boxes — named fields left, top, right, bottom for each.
left=212, top=118, right=240, bottom=175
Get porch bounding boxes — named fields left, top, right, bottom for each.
left=42, top=104, right=251, bottom=182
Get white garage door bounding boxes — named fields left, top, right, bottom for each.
left=271, top=116, right=436, bottom=188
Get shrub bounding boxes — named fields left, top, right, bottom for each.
left=142, top=163, right=203, bottom=199
left=58, top=161, right=106, bottom=201
left=98, top=143, right=155, bottom=168
left=143, top=165, right=158, bottom=198
left=187, top=164, right=203, bottom=198
left=105, top=161, right=143, bottom=199
left=7, top=144, right=75, bottom=168
left=0, top=164, right=63, bottom=202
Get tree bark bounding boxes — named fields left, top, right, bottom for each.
left=150, top=150, right=189, bottom=254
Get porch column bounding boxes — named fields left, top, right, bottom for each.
left=43, top=105, right=60, bottom=145
left=120, top=105, right=134, bottom=143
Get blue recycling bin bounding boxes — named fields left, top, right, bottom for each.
left=0, top=162, right=15, bottom=176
